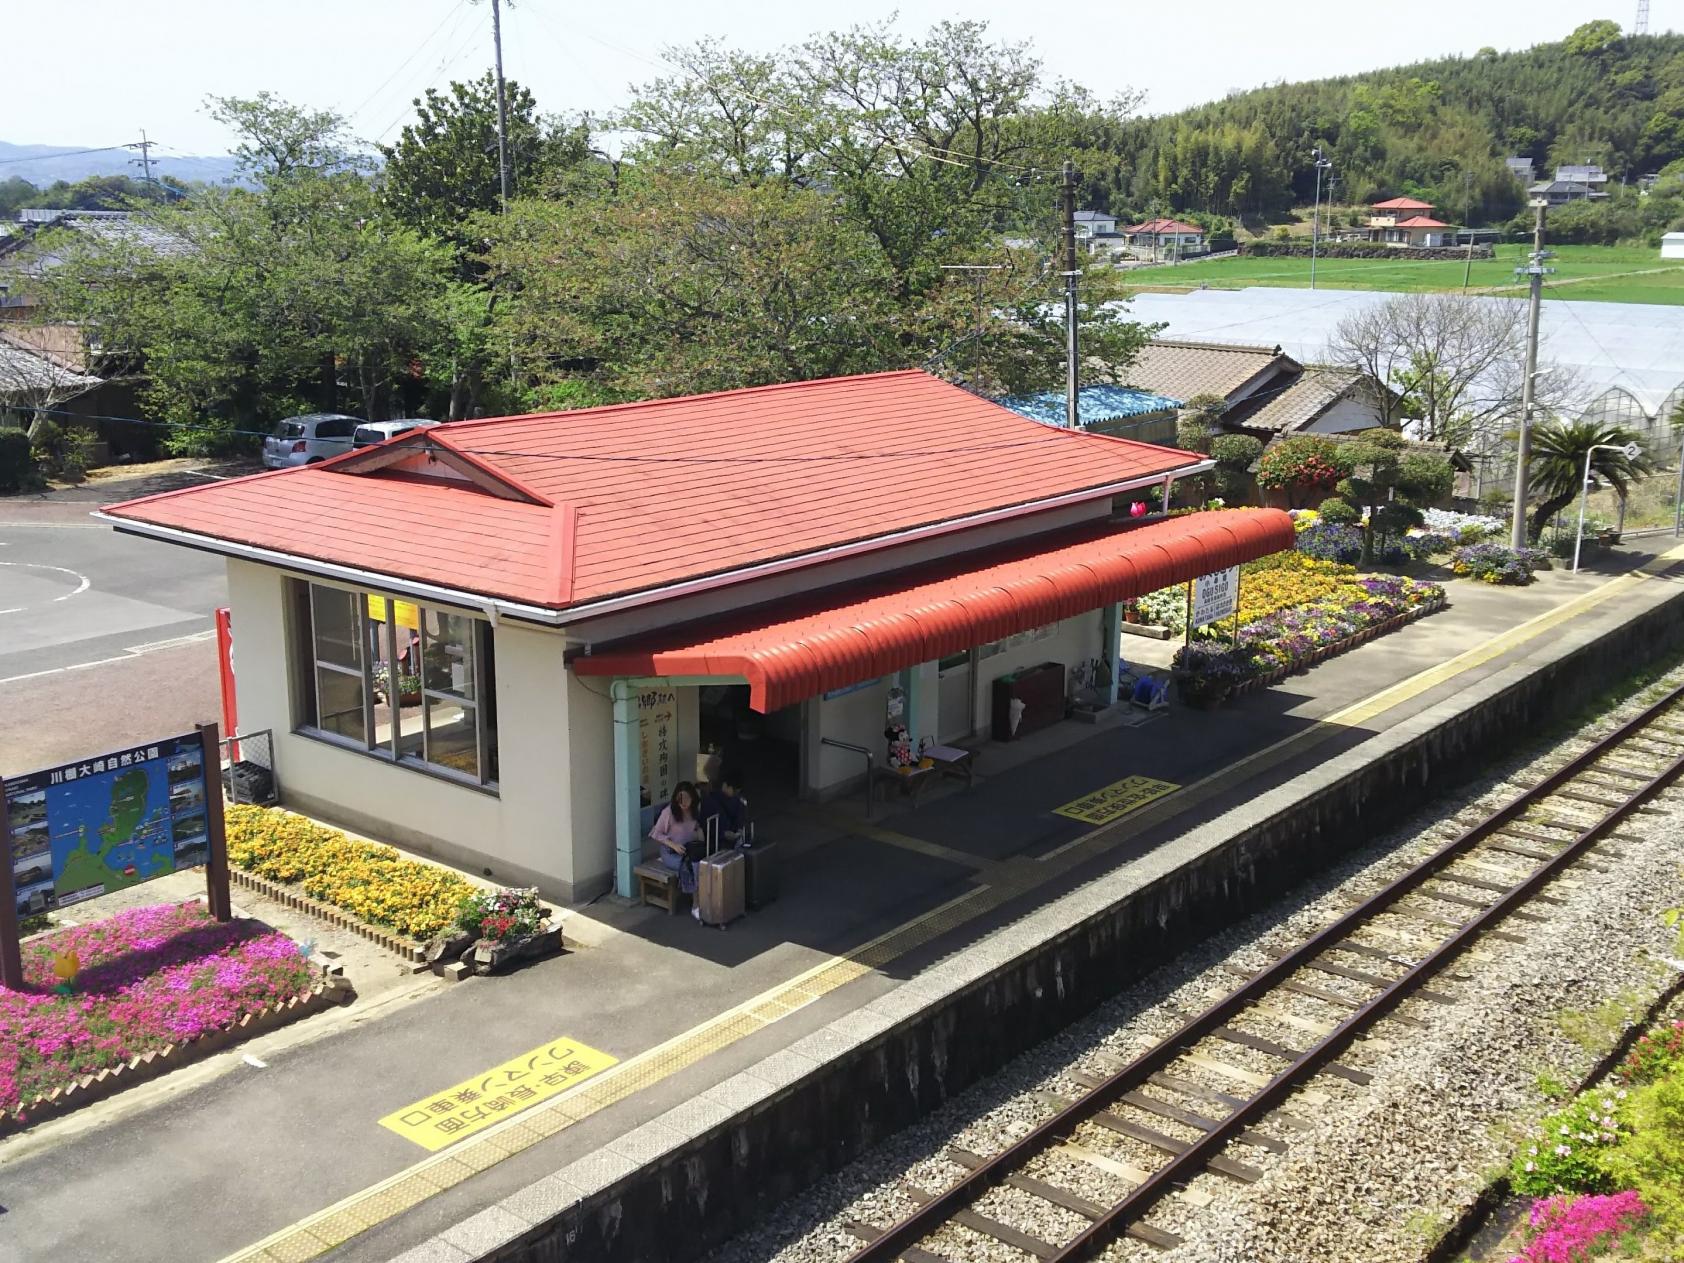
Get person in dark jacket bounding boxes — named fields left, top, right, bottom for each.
left=701, top=770, right=748, bottom=847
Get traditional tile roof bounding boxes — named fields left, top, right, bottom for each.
left=0, top=337, right=101, bottom=398
left=103, top=370, right=1208, bottom=614
left=1000, top=384, right=1183, bottom=427
left=1122, top=339, right=1296, bottom=405
left=1393, top=215, right=1453, bottom=229
left=1223, top=368, right=1370, bottom=434
left=1370, top=197, right=1435, bottom=211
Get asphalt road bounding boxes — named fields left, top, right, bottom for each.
left=0, top=482, right=229, bottom=777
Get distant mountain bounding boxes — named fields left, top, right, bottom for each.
left=0, top=141, right=242, bottom=188
left=1082, top=26, right=1684, bottom=226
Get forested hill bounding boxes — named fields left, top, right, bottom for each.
left=1082, top=22, right=1684, bottom=224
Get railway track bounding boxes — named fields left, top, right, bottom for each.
left=839, top=682, right=1684, bottom=1263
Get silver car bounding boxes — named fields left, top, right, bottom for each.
left=262, top=413, right=362, bottom=469
left=353, top=418, right=438, bottom=448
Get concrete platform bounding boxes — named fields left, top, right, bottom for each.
left=7, top=543, right=1684, bottom=1263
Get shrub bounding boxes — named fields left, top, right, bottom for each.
left=1510, top=1089, right=1629, bottom=1196
left=1317, top=497, right=1360, bottom=525
left=1511, top=1192, right=1649, bottom=1263
left=1210, top=433, right=1264, bottom=469
left=1257, top=435, right=1344, bottom=507
left=1607, top=1067, right=1684, bottom=1229
left=1619, top=1019, right=1684, bottom=1085
left=1297, top=522, right=1365, bottom=564
left=0, top=429, right=36, bottom=494
left=1407, top=530, right=1459, bottom=558
left=1451, top=543, right=1546, bottom=585
left=1422, top=507, right=1506, bottom=539
left=224, top=804, right=481, bottom=941
left=28, top=419, right=91, bottom=482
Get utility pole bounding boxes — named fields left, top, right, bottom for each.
left=490, top=0, right=512, bottom=207
left=1510, top=200, right=1554, bottom=551
left=1462, top=170, right=1475, bottom=291
left=1310, top=147, right=1332, bottom=290
left=127, top=130, right=157, bottom=185
left=1062, top=160, right=1080, bottom=429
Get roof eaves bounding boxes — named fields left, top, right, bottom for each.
left=319, top=429, right=554, bottom=506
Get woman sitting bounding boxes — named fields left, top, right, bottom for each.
left=649, top=781, right=703, bottom=897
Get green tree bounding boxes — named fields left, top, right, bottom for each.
left=379, top=73, right=589, bottom=265
left=41, top=96, right=472, bottom=449
left=1209, top=433, right=1263, bottom=502
left=1564, top=19, right=1623, bottom=56
left=1525, top=418, right=1655, bottom=541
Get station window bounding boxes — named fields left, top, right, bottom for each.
left=287, top=579, right=499, bottom=790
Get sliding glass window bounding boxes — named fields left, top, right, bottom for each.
left=288, top=580, right=499, bottom=790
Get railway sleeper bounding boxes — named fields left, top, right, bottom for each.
left=943, top=1148, right=1187, bottom=1251
left=1090, top=1110, right=1266, bottom=1181
left=1211, top=1025, right=1373, bottom=1084
left=1220, top=961, right=1431, bottom=1023
left=1300, top=956, right=1455, bottom=1002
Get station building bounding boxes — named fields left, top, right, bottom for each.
left=102, top=371, right=1293, bottom=902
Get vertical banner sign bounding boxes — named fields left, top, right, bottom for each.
left=637, top=687, right=678, bottom=807
left=1, top=726, right=232, bottom=989
left=1191, top=566, right=1241, bottom=630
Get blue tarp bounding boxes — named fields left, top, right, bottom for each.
left=1001, top=385, right=1183, bottom=427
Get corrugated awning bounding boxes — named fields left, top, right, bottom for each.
left=574, top=508, right=1294, bottom=712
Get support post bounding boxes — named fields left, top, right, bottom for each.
left=490, top=0, right=512, bottom=208
left=899, top=666, right=923, bottom=748
left=611, top=680, right=642, bottom=899
left=1101, top=603, right=1122, bottom=705
left=198, top=722, right=232, bottom=922
left=1061, top=160, right=1080, bottom=429
left=0, top=778, right=23, bottom=990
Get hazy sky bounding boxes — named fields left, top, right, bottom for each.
left=3, top=0, right=1663, bottom=157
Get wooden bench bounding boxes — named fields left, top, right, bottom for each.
left=874, top=764, right=938, bottom=805
left=634, top=861, right=681, bottom=914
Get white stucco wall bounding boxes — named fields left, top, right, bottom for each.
left=225, top=559, right=599, bottom=901
left=1303, top=393, right=1384, bottom=435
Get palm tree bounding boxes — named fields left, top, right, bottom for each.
left=1526, top=418, right=1655, bottom=543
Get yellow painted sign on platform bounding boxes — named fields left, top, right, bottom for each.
left=379, top=1037, right=618, bottom=1151
left=1054, top=775, right=1179, bottom=826
left=366, top=595, right=420, bottom=630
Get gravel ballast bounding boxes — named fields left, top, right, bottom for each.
left=701, top=669, right=1684, bottom=1263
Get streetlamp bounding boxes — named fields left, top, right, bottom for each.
left=1573, top=441, right=1642, bottom=572
left=1309, top=147, right=1333, bottom=291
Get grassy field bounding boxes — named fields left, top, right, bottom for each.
left=1129, top=244, right=1684, bottom=305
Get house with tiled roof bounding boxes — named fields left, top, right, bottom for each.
left=103, top=370, right=1292, bottom=902
left=1362, top=198, right=1459, bottom=247
left=1119, top=218, right=1206, bottom=259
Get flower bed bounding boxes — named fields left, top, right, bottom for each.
left=1451, top=542, right=1551, bottom=585
left=0, top=902, right=316, bottom=1118
left=1171, top=572, right=1445, bottom=706
left=225, top=804, right=478, bottom=942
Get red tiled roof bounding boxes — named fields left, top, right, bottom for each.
left=1370, top=197, right=1435, bottom=210
left=1393, top=215, right=1452, bottom=228
left=104, top=371, right=1209, bottom=612
left=1122, top=219, right=1204, bottom=235
left=576, top=509, right=1294, bottom=711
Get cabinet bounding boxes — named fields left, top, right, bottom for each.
left=990, top=661, right=1066, bottom=741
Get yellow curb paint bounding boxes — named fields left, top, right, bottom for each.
left=1053, top=775, right=1180, bottom=825
left=224, top=552, right=1684, bottom=1262
left=378, top=1037, right=617, bottom=1152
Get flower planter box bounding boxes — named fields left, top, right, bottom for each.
left=465, top=925, right=563, bottom=976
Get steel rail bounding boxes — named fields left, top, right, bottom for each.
left=844, top=681, right=1684, bottom=1263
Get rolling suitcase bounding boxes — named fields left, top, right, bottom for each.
left=695, top=818, right=746, bottom=928
left=740, top=826, right=778, bottom=909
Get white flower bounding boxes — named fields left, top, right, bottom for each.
left=1602, top=1098, right=1616, bottom=1111
left=1617, top=1089, right=1629, bottom=1100
left=1528, top=1146, right=1539, bottom=1156
left=1525, top=1161, right=1536, bottom=1172
left=1556, top=1144, right=1572, bottom=1156
left=1559, top=1124, right=1571, bottom=1135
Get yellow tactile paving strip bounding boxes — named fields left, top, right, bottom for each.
left=225, top=547, right=1684, bottom=1263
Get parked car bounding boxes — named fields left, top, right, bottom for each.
left=353, top=418, right=439, bottom=449
left=262, top=414, right=362, bottom=469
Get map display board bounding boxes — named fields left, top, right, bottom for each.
left=8, top=733, right=211, bottom=918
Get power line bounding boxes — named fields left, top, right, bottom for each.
left=0, top=144, right=135, bottom=167
left=343, top=0, right=473, bottom=125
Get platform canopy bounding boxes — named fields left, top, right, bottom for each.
left=575, top=508, right=1293, bottom=712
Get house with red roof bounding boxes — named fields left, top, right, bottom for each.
left=1363, top=198, right=1458, bottom=247
left=101, top=371, right=1291, bottom=902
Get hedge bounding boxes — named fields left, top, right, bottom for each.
left=1241, top=241, right=1494, bottom=261
left=0, top=430, right=35, bottom=494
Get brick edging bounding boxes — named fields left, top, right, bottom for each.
left=229, top=868, right=428, bottom=962
left=1, top=982, right=345, bottom=1136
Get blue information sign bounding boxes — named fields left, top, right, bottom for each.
left=8, top=733, right=211, bottom=918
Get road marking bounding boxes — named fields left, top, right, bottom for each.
left=0, top=629, right=215, bottom=687
left=1054, top=775, right=1179, bottom=825
left=0, top=560, right=91, bottom=614
left=380, top=1038, right=618, bottom=1152
left=221, top=552, right=1684, bottom=1263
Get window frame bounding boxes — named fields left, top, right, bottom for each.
left=287, top=578, right=499, bottom=794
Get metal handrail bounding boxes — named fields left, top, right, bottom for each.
left=820, top=738, right=875, bottom=821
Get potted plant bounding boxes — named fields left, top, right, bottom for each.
left=375, top=665, right=424, bottom=706
left=455, top=887, right=558, bottom=973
